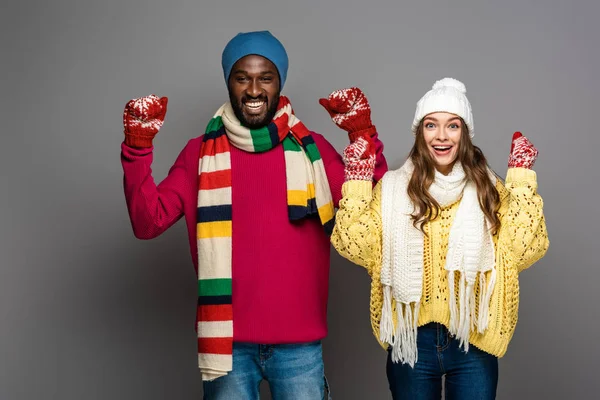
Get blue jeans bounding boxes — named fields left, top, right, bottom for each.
left=203, top=341, right=331, bottom=400
left=387, top=323, right=498, bottom=400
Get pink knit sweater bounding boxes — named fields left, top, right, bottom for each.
left=121, top=132, right=387, bottom=344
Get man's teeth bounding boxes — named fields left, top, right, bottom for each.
left=245, top=101, right=265, bottom=109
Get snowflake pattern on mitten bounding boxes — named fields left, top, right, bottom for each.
left=343, top=137, right=376, bottom=181
left=319, top=87, right=374, bottom=138
left=508, top=132, right=538, bottom=169
left=123, top=95, right=168, bottom=148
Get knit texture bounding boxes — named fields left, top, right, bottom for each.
left=221, top=30, right=288, bottom=89
left=121, top=134, right=387, bottom=340
left=379, top=160, right=497, bottom=365
left=412, top=78, right=474, bottom=138
left=123, top=95, right=168, bottom=148
left=319, top=87, right=375, bottom=137
left=196, top=97, right=335, bottom=380
left=331, top=167, right=548, bottom=358
left=121, top=119, right=388, bottom=380
left=342, top=137, right=376, bottom=182
left=508, top=132, right=538, bottom=169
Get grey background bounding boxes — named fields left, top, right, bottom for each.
left=1, top=0, right=598, bottom=399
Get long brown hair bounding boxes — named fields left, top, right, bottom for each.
left=407, top=120, right=501, bottom=234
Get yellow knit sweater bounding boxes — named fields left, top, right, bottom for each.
left=332, top=167, right=549, bottom=357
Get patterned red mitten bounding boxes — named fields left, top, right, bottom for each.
left=343, top=137, right=376, bottom=181
left=507, top=131, right=538, bottom=169
left=123, top=95, right=168, bottom=148
left=319, top=87, right=376, bottom=142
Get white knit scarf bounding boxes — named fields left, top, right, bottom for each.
left=380, top=159, right=497, bottom=366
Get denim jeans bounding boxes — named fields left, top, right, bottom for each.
left=386, top=323, right=498, bottom=400
left=203, top=341, right=331, bottom=400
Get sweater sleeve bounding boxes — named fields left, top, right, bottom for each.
left=121, top=140, right=197, bottom=239
left=312, top=131, right=388, bottom=207
left=331, top=180, right=384, bottom=275
left=499, top=167, right=549, bottom=273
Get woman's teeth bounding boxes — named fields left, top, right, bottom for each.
left=433, top=146, right=451, bottom=151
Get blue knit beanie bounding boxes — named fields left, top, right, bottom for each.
left=221, top=30, right=289, bottom=90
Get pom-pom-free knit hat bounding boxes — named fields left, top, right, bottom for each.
left=412, top=77, right=474, bottom=138
left=221, top=30, right=289, bottom=90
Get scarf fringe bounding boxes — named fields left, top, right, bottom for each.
left=448, top=270, right=458, bottom=334
left=385, top=270, right=498, bottom=364
left=380, top=286, right=395, bottom=345
left=388, top=301, right=420, bottom=367
left=477, top=268, right=496, bottom=333
left=448, top=269, right=497, bottom=351
left=457, top=277, right=471, bottom=351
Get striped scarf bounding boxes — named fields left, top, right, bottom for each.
left=196, top=96, right=335, bottom=381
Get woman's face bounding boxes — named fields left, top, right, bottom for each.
left=421, top=112, right=463, bottom=175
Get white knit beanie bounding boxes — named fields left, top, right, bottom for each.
left=411, top=77, right=474, bottom=138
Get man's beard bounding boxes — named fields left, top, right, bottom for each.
left=229, top=92, right=280, bottom=129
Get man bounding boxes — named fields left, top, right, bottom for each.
left=121, top=30, right=387, bottom=399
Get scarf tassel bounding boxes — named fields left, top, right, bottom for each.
left=448, top=270, right=458, bottom=334
left=457, top=276, right=472, bottom=351
left=449, top=269, right=497, bottom=351
left=477, top=268, right=496, bottom=333
left=380, top=286, right=395, bottom=345
left=389, top=302, right=419, bottom=367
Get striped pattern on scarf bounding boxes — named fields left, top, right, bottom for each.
left=196, top=96, right=334, bottom=381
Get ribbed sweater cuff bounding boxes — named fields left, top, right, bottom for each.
left=506, top=167, right=537, bottom=185
left=342, top=180, right=373, bottom=199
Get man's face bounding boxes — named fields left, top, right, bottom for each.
left=228, top=55, right=280, bottom=129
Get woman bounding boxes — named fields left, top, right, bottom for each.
left=331, top=77, right=549, bottom=399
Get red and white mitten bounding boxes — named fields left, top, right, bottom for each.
left=507, top=131, right=538, bottom=169
left=343, top=137, right=376, bottom=181
left=319, top=87, right=376, bottom=142
left=123, top=94, right=168, bottom=148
